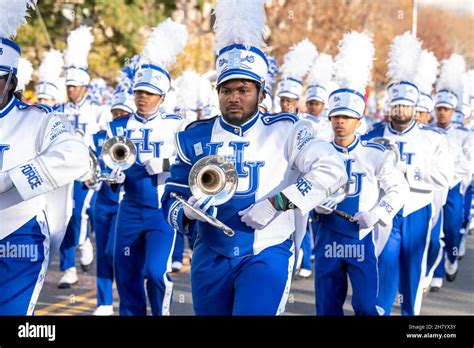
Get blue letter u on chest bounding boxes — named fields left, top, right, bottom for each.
left=345, top=159, right=366, bottom=197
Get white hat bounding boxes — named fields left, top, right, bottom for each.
left=415, top=93, right=434, bottom=113
left=0, top=1, right=36, bottom=77
left=213, top=0, right=268, bottom=87
left=306, top=53, right=334, bottom=104
left=134, top=19, right=187, bottom=95
left=277, top=78, right=303, bottom=99
left=329, top=31, right=375, bottom=119
left=388, top=81, right=419, bottom=106
left=36, top=49, right=64, bottom=100
left=111, top=92, right=136, bottom=114
left=278, top=38, right=317, bottom=99
left=387, top=32, right=422, bottom=106
left=435, top=54, right=466, bottom=110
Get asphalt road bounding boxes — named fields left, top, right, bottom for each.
left=35, top=234, right=474, bottom=316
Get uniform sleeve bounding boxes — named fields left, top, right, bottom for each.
left=6, top=113, right=89, bottom=201
left=405, top=133, right=453, bottom=191
left=161, top=131, right=193, bottom=234
left=370, top=150, right=409, bottom=225
left=281, top=120, right=348, bottom=215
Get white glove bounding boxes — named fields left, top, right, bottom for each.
left=314, top=196, right=338, bottom=215
left=108, top=167, right=126, bottom=184
left=238, top=199, right=278, bottom=230
left=0, top=172, right=13, bottom=194
left=183, top=196, right=215, bottom=222
left=85, top=180, right=102, bottom=191
left=144, top=158, right=164, bottom=175
left=353, top=211, right=379, bottom=229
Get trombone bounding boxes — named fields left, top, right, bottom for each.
left=100, top=136, right=138, bottom=183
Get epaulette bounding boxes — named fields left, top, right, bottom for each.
left=163, top=113, right=183, bottom=121
left=185, top=116, right=218, bottom=130
left=262, top=112, right=298, bottom=125
left=419, top=124, right=447, bottom=135
left=361, top=140, right=386, bottom=152
left=17, top=101, right=54, bottom=114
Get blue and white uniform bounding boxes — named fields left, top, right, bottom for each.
left=314, top=136, right=408, bottom=315
left=362, top=121, right=453, bottom=315
left=0, top=97, right=88, bottom=314
left=162, top=112, right=347, bottom=315
left=90, top=130, right=121, bottom=307
left=107, top=111, right=184, bottom=315
left=299, top=112, right=333, bottom=142
left=433, top=122, right=473, bottom=278
left=56, top=96, right=111, bottom=273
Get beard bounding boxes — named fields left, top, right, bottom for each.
left=223, top=106, right=258, bottom=126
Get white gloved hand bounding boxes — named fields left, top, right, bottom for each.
left=108, top=167, right=126, bottom=184
left=0, top=172, right=13, bottom=194
left=238, top=199, right=278, bottom=230
left=353, top=211, right=379, bottom=229
left=85, top=180, right=102, bottom=191
left=144, top=158, right=164, bottom=175
left=183, top=196, right=215, bottom=222
left=314, top=196, right=338, bottom=215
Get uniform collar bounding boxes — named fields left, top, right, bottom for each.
left=331, top=136, right=360, bottom=153
left=134, top=111, right=160, bottom=124
left=387, top=119, right=417, bottom=135
left=218, top=110, right=261, bottom=137
left=0, top=96, right=18, bottom=119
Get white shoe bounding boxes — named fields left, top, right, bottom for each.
left=430, top=277, right=443, bottom=292
left=298, top=268, right=312, bottom=278
left=171, top=261, right=182, bottom=273
left=78, top=238, right=94, bottom=272
left=422, top=276, right=432, bottom=294
left=445, top=258, right=458, bottom=282
left=58, top=267, right=78, bottom=288
left=93, top=305, right=114, bottom=316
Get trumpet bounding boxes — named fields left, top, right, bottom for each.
left=79, top=149, right=104, bottom=187
left=171, top=155, right=238, bottom=237
left=100, top=136, right=137, bottom=183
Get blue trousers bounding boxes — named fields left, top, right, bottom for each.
left=377, top=204, right=432, bottom=315
left=462, top=185, right=472, bottom=229
left=314, top=226, right=379, bottom=316
left=114, top=199, right=175, bottom=316
left=92, top=197, right=118, bottom=306
left=191, top=237, right=294, bottom=315
left=425, top=208, right=443, bottom=277
left=434, top=184, right=464, bottom=278
left=0, top=213, right=49, bottom=315
left=60, top=181, right=95, bottom=271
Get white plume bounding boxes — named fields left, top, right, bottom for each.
left=413, top=50, right=438, bottom=94
left=198, top=76, right=213, bottom=107
left=16, top=57, right=33, bottom=91
left=141, top=18, right=188, bottom=68
left=468, top=70, right=474, bottom=98
left=281, top=38, right=317, bottom=80
left=39, top=49, right=64, bottom=82
left=387, top=31, right=422, bottom=83
left=175, top=70, right=200, bottom=111
left=0, top=0, right=36, bottom=38
left=436, top=53, right=466, bottom=93
left=213, top=0, right=266, bottom=53
left=333, top=31, right=375, bottom=92
left=64, top=26, right=94, bottom=68
left=307, top=53, right=333, bottom=87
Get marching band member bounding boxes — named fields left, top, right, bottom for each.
left=56, top=26, right=110, bottom=288
left=431, top=55, right=474, bottom=288
left=363, top=32, right=453, bottom=315
left=0, top=0, right=89, bottom=314
left=277, top=39, right=317, bottom=115
left=107, top=18, right=188, bottom=316
left=162, top=0, right=347, bottom=316
left=314, top=31, right=409, bottom=316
